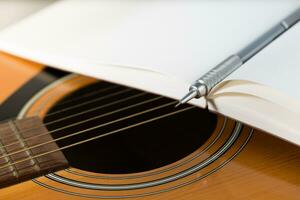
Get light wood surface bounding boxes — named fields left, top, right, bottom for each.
left=0, top=51, right=43, bottom=103
left=0, top=54, right=299, bottom=200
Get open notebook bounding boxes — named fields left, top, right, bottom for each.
left=0, top=0, right=299, bottom=145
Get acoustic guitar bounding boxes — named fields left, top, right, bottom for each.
left=0, top=52, right=299, bottom=199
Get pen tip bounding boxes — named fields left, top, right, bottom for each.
left=175, top=102, right=182, bottom=108
left=176, top=90, right=198, bottom=108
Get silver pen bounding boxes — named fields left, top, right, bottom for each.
left=176, top=7, right=300, bottom=107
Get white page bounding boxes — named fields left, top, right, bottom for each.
left=0, top=0, right=299, bottom=145
left=0, top=0, right=56, bottom=30
left=0, top=0, right=298, bottom=84
left=226, top=23, right=300, bottom=101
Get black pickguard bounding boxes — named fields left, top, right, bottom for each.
left=0, top=67, right=68, bottom=120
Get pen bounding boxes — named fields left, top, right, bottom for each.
left=176, top=7, right=300, bottom=107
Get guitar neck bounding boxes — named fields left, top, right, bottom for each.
left=0, top=117, right=68, bottom=188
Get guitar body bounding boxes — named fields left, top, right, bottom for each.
left=0, top=52, right=299, bottom=200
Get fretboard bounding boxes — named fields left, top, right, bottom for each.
left=0, top=117, right=68, bottom=188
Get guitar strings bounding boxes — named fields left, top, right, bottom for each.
left=45, top=88, right=133, bottom=117
left=0, top=99, right=179, bottom=160
left=45, top=92, right=147, bottom=125
left=0, top=82, right=195, bottom=170
left=0, top=85, right=129, bottom=136
left=0, top=94, right=162, bottom=152
left=0, top=106, right=194, bottom=171
left=0, top=88, right=145, bottom=145
left=54, top=85, right=119, bottom=106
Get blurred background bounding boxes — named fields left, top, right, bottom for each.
left=0, top=0, right=56, bottom=30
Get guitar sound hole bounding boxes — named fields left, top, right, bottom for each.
left=44, top=82, right=217, bottom=174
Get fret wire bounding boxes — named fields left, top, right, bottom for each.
left=0, top=95, right=162, bottom=153
left=0, top=117, right=40, bottom=133
left=0, top=89, right=132, bottom=139
left=0, top=120, right=43, bottom=143
left=0, top=136, right=18, bottom=177
left=0, top=106, right=194, bottom=171
left=0, top=100, right=178, bottom=160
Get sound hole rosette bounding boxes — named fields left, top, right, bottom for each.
left=18, top=74, right=253, bottom=198
left=63, top=117, right=227, bottom=180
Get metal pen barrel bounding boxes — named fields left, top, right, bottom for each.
left=177, top=7, right=300, bottom=106
left=238, top=7, right=300, bottom=62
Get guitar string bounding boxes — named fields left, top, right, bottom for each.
left=0, top=106, right=194, bottom=171
left=0, top=85, right=132, bottom=135
left=45, top=92, right=147, bottom=125
left=0, top=89, right=147, bottom=144
left=0, top=100, right=179, bottom=161
left=0, top=82, right=193, bottom=168
left=55, top=85, right=120, bottom=106
left=0, top=95, right=163, bottom=152
left=45, top=88, right=133, bottom=117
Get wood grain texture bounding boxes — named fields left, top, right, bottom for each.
left=0, top=51, right=43, bottom=103
left=0, top=117, right=68, bottom=188
left=0, top=128, right=299, bottom=200
left=0, top=54, right=298, bottom=199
